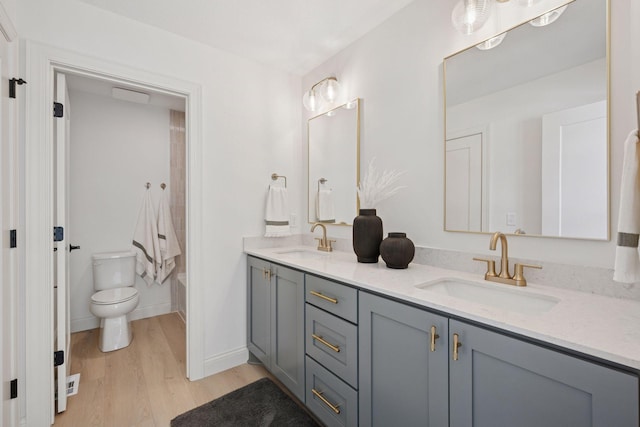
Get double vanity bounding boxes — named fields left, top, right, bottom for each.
left=246, top=245, right=640, bottom=427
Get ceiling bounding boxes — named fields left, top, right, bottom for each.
left=77, top=0, right=417, bottom=75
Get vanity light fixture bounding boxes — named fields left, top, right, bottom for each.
left=529, top=4, right=568, bottom=27
left=451, top=0, right=494, bottom=35
left=476, top=32, right=507, bottom=50
left=302, top=76, right=344, bottom=112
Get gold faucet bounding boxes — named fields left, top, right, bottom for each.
left=473, top=231, right=541, bottom=287
left=311, top=223, right=335, bottom=252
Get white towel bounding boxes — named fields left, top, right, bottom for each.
left=157, top=190, right=182, bottom=284
left=614, top=130, right=640, bottom=283
left=316, top=188, right=335, bottom=223
left=265, top=185, right=291, bottom=237
left=132, top=189, right=161, bottom=286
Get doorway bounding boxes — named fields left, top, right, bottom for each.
left=24, top=42, right=204, bottom=426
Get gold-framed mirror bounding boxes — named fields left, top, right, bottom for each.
left=307, top=99, right=360, bottom=225
left=444, top=0, right=609, bottom=240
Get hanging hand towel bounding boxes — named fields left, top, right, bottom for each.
left=614, top=130, right=640, bottom=283
left=132, top=189, right=161, bottom=286
left=157, top=189, right=182, bottom=284
left=316, top=188, right=335, bottom=223
left=265, top=185, right=291, bottom=237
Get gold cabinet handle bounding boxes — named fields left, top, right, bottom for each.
left=262, top=268, right=272, bottom=280
left=312, top=334, right=341, bottom=353
left=311, top=388, right=341, bottom=414
left=310, top=290, right=338, bottom=304
left=453, top=333, right=461, bottom=361
left=430, top=325, right=440, bottom=352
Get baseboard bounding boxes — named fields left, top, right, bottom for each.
left=70, top=302, right=173, bottom=333
left=203, top=346, right=249, bottom=377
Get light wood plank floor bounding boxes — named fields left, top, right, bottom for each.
left=54, top=313, right=270, bottom=427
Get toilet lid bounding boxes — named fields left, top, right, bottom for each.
left=91, top=287, right=138, bottom=305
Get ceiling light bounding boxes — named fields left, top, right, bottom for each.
left=476, top=32, right=507, bottom=50
left=529, top=4, right=568, bottom=27
left=518, top=0, right=540, bottom=6
left=302, top=77, right=344, bottom=112
left=451, top=0, right=493, bottom=35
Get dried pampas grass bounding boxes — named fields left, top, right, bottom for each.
left=357, top=158, right=406, bottom=209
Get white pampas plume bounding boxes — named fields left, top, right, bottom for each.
left=357, top=158, right=406, bottom=209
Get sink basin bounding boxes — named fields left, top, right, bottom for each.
left=415, top=278, right=559, bottom=315
left=275, top=249, right=329, bottom=260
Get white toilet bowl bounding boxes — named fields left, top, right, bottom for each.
left=90, top=287, right=139, bottom=352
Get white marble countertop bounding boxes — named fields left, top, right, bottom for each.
left=246, top=246, right=640, bottom=372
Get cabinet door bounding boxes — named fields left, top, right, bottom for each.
left=271, top=264, right=306, bottom=401
left=449, top=320, right=640, bottom=427
left=359, top=292, right=449, bottom=427
left=247, top=257, right=271, bottom=366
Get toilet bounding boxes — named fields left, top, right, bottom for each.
left=89, top=251, right=140, bottom=352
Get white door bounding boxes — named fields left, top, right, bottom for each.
left=446, top=133, right=483, bottom=232
left=54, top=72, right=71, bottom=414
left=541, top=101, right=607, bottom=239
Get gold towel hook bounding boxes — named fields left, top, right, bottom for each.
left=145, top=182, right=151, bottom=189
left=160, top=183, right=166, bottom=190
left=271, top=173, right=287, bottom=188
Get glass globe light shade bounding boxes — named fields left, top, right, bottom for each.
left=451, top=0, right=493, bottom=35
left=302, top=89, right=324, bottom=112
left=529, top=5, right=568, bottom=27
left=475, top=32, right=507, bottom=50
left=319, top=78, right=343, bottom=103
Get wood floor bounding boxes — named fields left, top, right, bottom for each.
left=54, top=312, right=270, bottom=427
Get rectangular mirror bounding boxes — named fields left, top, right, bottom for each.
left=308, top=99, right=360, bottom=225
left=444, top=0, right=608, bottom=240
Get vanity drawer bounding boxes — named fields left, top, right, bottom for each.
left=306, top=356, right=358, bottom=427
left=306, top=274, right=358, bottom=323
left=306, top=304, right=358, bottom=388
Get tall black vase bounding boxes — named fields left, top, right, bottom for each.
left=353, top=209, right=383, bottom=263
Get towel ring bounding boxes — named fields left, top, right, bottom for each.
left=318, top=178, right=327, bottom=192
left=271, top=173, right=287, bottom=188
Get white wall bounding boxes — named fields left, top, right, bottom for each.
left=302, top=0, right=638, bottom=270
left=17, top=0, right=301, bottom=373
left=68, top=89, right=172, bottom=332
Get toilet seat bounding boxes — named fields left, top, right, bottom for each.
left=91, top=287, right=138, bottom=305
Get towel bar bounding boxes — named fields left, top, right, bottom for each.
left=271, top=173, right=287, bottom=188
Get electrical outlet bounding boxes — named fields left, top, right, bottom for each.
left=506, top=212, right=516, bottom=226
left=290, top=213, right=297, bottom=227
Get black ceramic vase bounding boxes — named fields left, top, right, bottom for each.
left=380, top=232, right=415, bottom=269
left=352, top=209, right=383, bottom=263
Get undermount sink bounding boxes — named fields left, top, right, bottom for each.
left=415, top=278, right=559, bottom=315
left=275, top=249, right=329, bottom=260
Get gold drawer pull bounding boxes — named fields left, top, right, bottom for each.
left=430, top=325, right=440, bottom=352
left=312, top=334, right=341, bottom=353
left=312, top=388, right=341, bottom=414
left=453, top=333, right=461, bottom=361
left=310, top=290, right=338, bottom=304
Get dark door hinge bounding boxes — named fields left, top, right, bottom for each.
left=9, top=229, right=16, bottom=248
left=10, top=379, right=17, bottom=399
left=53, top=226, right=64, bottom=242
left=54, top=350, right=64, bottom=367
left=53, top=102, right=64, bottom=118
left=9, top=78, right=26, bottom=99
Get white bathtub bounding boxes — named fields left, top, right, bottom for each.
left=176, top=272, right=186, bottom=322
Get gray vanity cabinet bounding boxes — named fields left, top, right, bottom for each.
left=449, top=320, right=640, bottom=427
left=246, top=256, right=305, bottom=401
left=359, top=292, right=449, bottom=427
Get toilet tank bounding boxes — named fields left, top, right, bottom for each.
left=92, top=251, right=137, bottom=290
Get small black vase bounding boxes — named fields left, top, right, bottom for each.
left=380, top=232, right=415, bottom=269
left=352, top=209, right=383, bottom=263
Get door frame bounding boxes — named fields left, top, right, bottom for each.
left=23, top=41, right=204, bottom=425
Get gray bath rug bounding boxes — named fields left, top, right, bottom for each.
left=171, top=377, right=321, bottom=426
